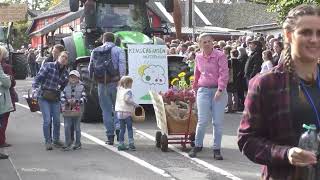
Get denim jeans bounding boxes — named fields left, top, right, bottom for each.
left=97, top=83, right=120, bottom=137
left=64, top=117, right=81, bottom=146
left=38, top=98, right=61, bottom=144
left=195, top=87, right=228, bottom=149
left=119, top=116, right=134, bottom=145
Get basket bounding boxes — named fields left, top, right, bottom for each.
left=25, top=90, right=40, bottom=112
left=165, top=104, right=197, bottom=134
left=62, top=104, right=82, bottom=118
left=132, top=106, right=145, bottom=123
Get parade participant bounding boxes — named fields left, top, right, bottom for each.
left=0, top=47, right=18, bottom=148
left=88, top=32, right=126, bottom=145
left=115, top=76, right=138, bottom=151
left=0, top=46, right=13, bottom=159
left=61, top=70, right=86, bottom=151
left=238, top=4, right=320, bottom=179
left=189, top=33, right=229, bottom=159
left=33, top=51, right=69, bottom=150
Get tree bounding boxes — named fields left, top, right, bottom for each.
left=251, top=0, right=320, bottom=22
left=3, top=0, right=60, bottom=11
left=12, top=20, right=31, bottom=49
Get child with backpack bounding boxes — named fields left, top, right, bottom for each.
left=61, top=70, right=86, bottom=151
left=115, top=76, right=138, bottom=151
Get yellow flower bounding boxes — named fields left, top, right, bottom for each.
left=171, top=78, right=179, bottom=85
left=178, top=72, right=186, bottom=78
left=189, top=76, right=194, bottom=81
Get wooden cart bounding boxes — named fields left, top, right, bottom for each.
left=149, top=91, right=197, bottom=152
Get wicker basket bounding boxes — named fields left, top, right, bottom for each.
left=62, top=104, right=82, bottom=118
left=25, top=89, right=40, bottom=112
left=165, top=104, right=197, bottom=134
left=132, top=106, right=145, bottom=123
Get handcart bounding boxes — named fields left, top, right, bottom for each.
left=149, top=90, right=197, bottom=152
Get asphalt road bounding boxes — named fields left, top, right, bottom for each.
left=0, top=78, right=261, bottom=180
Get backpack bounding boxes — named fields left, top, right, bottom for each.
left=91, top=46, right=120, bottom=84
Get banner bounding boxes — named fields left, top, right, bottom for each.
left=0, top=4, right=27, bottom=22
left=127, top=44, right=168, bottom=104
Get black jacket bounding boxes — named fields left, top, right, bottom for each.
left=244, top=50, right=263, bottom=80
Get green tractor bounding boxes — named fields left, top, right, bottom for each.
left=62, top=0, right=174, bottom=122
left=0, top=23, right=28, bottom=80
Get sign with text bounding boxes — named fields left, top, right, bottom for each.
left=127, top=44, right=168, bottom=104
left=0, top=4, right=27, bottom=22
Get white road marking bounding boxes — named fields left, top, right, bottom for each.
left=134, top=130, right=243, bottom=180
left=17, top=102, right=242, bottom=179
left=16, top=103, right=175, bottom=179
left=9, top=157, right=23, bottom=180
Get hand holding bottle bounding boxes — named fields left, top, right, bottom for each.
left=287, top=147, right=317, bottom=167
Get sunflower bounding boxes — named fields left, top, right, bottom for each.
left=171, top=78, right=179, bottom=85
left=189, top=76, right=194, bottom=81
left=178, top=72, right=186, bottom=78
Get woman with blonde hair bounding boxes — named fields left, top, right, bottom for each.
left=0, top=46, right=13, bottom=159
left=238, top=4, right=320, bottom=179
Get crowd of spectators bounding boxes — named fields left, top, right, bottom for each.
left=165, top=33, right=284, bottom=113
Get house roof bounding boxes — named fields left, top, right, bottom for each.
left=148, top=1, right=278, bottom=30
left=29, top=9, right=84, bottom=37
left=32, top=0, right=70, bottom=20
left=170, top=26, right=245, bottom=36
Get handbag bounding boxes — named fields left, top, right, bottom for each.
left=25, top=89, right=40, bottom=112
left=42, top=89, right=59, bottom=102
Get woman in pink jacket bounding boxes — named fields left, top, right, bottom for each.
left=189, top=33, right=229, bottom=159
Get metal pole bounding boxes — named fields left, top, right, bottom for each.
left=191, top=0, right=195, bottom=41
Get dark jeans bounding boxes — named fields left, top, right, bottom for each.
left=0, top=112, right=10, bottom=145
left=29, top=63, right=37, bottom=77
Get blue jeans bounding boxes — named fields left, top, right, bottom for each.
left=195, top=87, right=228, bottom=149
left=119, top=117, right=134, bottom=145
left=64, top=117, right=81, bottom=146
left=97, top=83, right=120, bottom=137
left=38, top=98, right=61, bottom=144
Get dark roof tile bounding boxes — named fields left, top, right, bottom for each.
left=33, top=0, right=70, bottom=20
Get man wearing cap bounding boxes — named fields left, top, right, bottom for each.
left=244, top=40, right=263, bottom=85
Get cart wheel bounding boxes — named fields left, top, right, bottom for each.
left=189, top=133, right=195, bottom=147
left=160, top=134, right=168, bottom=152
left=155, top=131, right=162, bottom=148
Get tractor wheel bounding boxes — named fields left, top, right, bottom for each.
left=61, top=36, right=77, bottom=69
left=69, top=0, right=79, bottom=12
left=160, top=134, right=168, bottom=152
left=12, top=53, right=28, bottom=80
left=155, top=131, right=161, bottom=148
left=76, top=61, right=102, bottom=123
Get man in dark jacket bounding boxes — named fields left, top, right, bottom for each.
left=244, top=40, right=263, bottom=85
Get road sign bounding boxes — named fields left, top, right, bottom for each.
left=0, top=4, right=27, bottom=22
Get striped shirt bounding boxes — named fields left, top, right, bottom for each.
left=60, top=82, right=86, bottom=104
